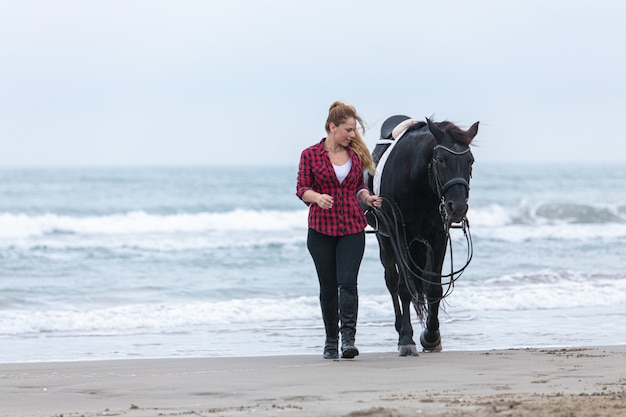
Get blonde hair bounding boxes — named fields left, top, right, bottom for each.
left=325, top=101, right=375, bottom=175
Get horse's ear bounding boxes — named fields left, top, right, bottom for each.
left=467, top=122, right=479, bottom=141
left=426, top=117, right=444, bottom=142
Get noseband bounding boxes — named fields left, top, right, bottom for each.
left=429, top=145, right=471, bottom=201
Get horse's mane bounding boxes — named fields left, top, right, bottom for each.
left=405, top=120, right=473, bottom=146
left=437, top=121, right=474, bottom=146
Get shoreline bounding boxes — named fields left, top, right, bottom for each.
left=1, top=345, right=625, bottom=417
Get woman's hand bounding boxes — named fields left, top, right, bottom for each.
left=364, top=194, right=382, bottom=209
left=316, top=193, right=334, bottom=209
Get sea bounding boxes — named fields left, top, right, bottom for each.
left=1, top=162, right=625, bottom=363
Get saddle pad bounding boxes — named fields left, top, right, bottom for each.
left=373, top=119, right=419, bottom=195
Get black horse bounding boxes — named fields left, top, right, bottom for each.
left=366, top=115, right=478, bottom=356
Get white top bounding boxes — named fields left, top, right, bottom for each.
left=333, top=159, right=352, bottom=183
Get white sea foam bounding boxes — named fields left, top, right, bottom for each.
left=1, top=201, right=624, bottom=242
left=0, top=209, right=309, bottom=239
left=2, top=271, right=623, bottom=338
left=0, top=296, right=322, bottom=336
left=2, top=234, right=306, bottom=252
left=470, top=201, right=626, bottom=225
left=467, top=201, right=626, bottom=241
left=471, top=223, right=626, bottom=242
left=451, top=270, right=626, bottom=311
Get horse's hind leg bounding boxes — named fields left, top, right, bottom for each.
left=378, top=235, right=418, bottom=356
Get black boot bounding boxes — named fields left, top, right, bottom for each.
left=320, top=296, right=339, bottom=359
left=339, top=286, right=359, bottom=359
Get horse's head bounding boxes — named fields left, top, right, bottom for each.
left=426, top=118, right=479, bottom=224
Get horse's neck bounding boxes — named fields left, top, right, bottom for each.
left=404, top=136, right=433, bottom=184
left=387, top=136, right=433, bottom=193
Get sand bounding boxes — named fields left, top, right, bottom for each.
left=1, top=345, right=625, bottom=417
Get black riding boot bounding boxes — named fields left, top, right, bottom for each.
left=339, top=286, right=359, bottom=359
left=320, top=296, right=339, bottom=359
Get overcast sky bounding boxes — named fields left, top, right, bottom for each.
left=1, top=0, right=625, bottom=167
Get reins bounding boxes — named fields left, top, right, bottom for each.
left=368, top=198, right=472, bottom=302
left=367, top=144, right=474, bottom=305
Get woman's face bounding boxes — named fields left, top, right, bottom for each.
left=330, top=117, right=356, bottom=147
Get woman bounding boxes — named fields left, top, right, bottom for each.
left=296, top=101, right=382, bottom=359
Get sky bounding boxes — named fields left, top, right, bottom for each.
left=1, top=0, right=625, bottom=167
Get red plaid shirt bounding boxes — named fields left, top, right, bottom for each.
left=296, top=139, right=369, bottom=236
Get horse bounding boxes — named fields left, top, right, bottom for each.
left=366, top=115, right=478, bottom=356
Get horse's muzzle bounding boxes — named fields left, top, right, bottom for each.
left=443, top=199, right=469, bottom=224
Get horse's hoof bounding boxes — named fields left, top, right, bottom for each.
left=423, top=343, right=442, bottom=352
left=398, top=344, right=419, bottom=357
left=420, top=331, right=442, bottom=352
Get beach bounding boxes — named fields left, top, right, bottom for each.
left=2, top=345, right=625, bottom=417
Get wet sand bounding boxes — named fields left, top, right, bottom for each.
left=1, top=345, right=625, bottom=417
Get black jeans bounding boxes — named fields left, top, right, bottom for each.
left=307, top=229, right=365, bottom=297
left=307, top=228, right=365, bottom=347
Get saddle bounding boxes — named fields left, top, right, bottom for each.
left=370, top=116, right=424, bottom=196
left=380, top=115, right=411, bottom=140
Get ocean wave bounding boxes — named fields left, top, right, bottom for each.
left=0, top=202, right=624, bottom=243
left=0, top=209, right=309, bottom=239
left=470, top=202, right=626, bottom=227
left=450, top=270, right=626, bottom=311
left=2, top=270, right=624, bottom=337
left=1, top=234, right=306, bottom=253
left=465, top=202, right=626, bottom=242
left=0, top=296, right=323, bottom=336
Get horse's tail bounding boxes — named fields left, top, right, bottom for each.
left=412, top=288, right=427, bottom=324
left=411, top=247, right=432, bottom=324
left=397, top=256, right=426, bottom=323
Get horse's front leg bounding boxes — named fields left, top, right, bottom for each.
left=385, top=271, right=402, bottom=334
left=378, top=236, right=402, bottom=333
left=420, top=282, right=443, bottom=352
left=397, top=279, right=419, bottom=356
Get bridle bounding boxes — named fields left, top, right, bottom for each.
left=429, top=144, right=471, bottom=204
left=429, top=144, right=474, bottom=296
